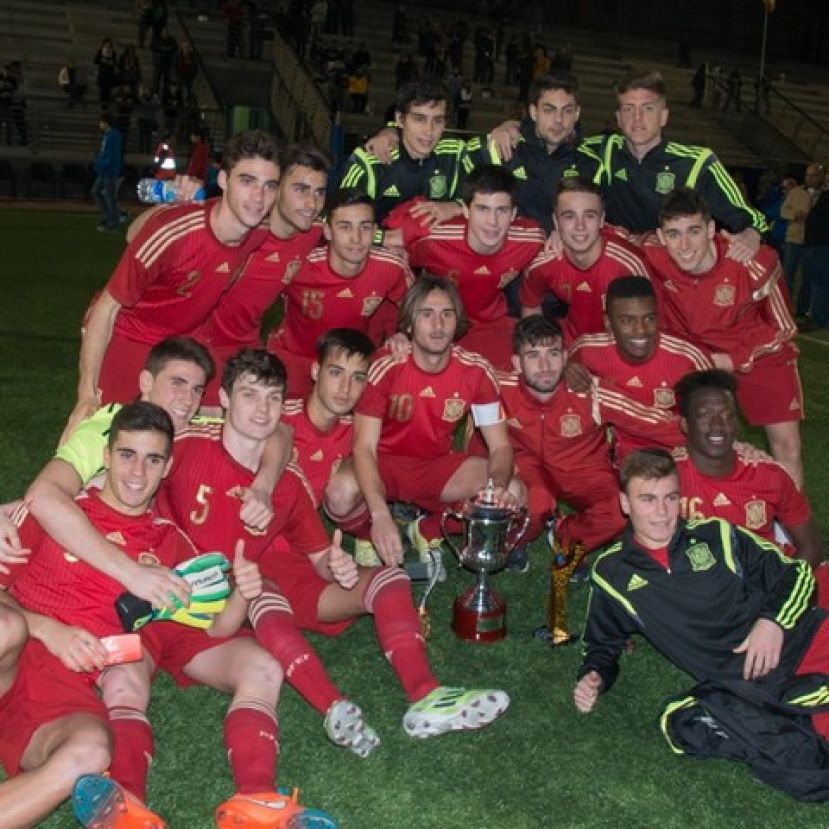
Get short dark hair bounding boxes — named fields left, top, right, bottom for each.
left=316, top=328, right=375, bottom=364
left=528, top=72, right=580, bottom=107
left=605, top=276, right=656, bottom=313
left=144, top=337, right=215, bottom=382
left=221, top=129, right=280, bottom=174
left=674, top=369, right=738, bottom=418
left=395, top=78, right=449, bottom=116
left=615, top=69, right=667, bottom=99
left=512, top=315, right=563, bottom=354
left=222, top=348, right=287, bottom=395
left=553, top=176, right=603, bottom=211
left=99, top=112, right=115, bottom=127
left=658, top=186, right=711, bottom=226
left=397, top=275, right=469, bottom=340
left=461, top=165, right=518, bottom=207
left=326, top=187, right=375, bottom=220
left=279, top=142, right=330, bottom=178
left=619, top=448, right=676, bottom=493
left=108, top=401, right=174, bottom=454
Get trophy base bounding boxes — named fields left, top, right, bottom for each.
left=532, top=624, right=579, bottom=647
left=451, top=588, right=507, bottom=643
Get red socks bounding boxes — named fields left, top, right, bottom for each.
left=108, top=706, right=154, bottom=801
left=224, top=700, right=279, bottom=794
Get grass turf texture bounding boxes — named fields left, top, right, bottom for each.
left=1, top=209, right=828, bottom=828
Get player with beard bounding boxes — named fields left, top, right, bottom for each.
left=267, top=189, right=411, bottom=397
left=567, top=276, right=712, bottom=461
left=673, top=369, right=822, bottom=569
left=519, top=179, right=650, bottom=343
left=643, top=187, right=803, bottom=487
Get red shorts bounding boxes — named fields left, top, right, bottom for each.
left=377, top=452, right=469, bottom=514
left=736, top=348, right=803, bottom=426
left=98, top=334, right=151, bottom=404
left=266, top=340, right=315, bottom=399
left=458, top=317, right=516, bottom=372
left=140, top=623, right=254, bottom=687
left=0, top=640, right=107, bottom=776
left=261, top=539, right=353, bottom=637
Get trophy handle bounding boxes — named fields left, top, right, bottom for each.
left=506, top=506, right=530, bottom=552
left=440, top=507, right=462, bottom=562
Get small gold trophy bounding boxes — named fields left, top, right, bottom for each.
left=535, top=539, right=586, bottom=646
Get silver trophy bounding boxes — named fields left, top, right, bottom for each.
left=441, top=480, right=528, bottom=643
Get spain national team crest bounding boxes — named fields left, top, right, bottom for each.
left=714, top=283, right=736, bottom=307
left=429, top=174, right=448, bottom=199
left=138, top=551, right=161, bottom=566
left=361, top=295, right=383, bottom=316
left=559, top=413, right=582, bottom=437
left=442, top=398, right=466, bottom=422
left=281, top=259, right=302, bottom=285
left=685, top=542, right=715, bottom=572
left=653, top=387, right=676, bottom=408
left=745, top=499, right=767, bottom=530
left=655, top=170, right=675, bottom=195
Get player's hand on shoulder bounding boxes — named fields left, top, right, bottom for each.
left=722, top=227, right=761, bottom=263
left=171, top=174, right=205, bottom=202
left=408, top=200, right=463, bottom=227
left=42, top=618, right=109, bottom=673
left=365, top=127, right=399, bottom=164
left=488, top=120, right=521, bottom=162
left=711, top=352, right=734, bottom=372
left=0, top=500, right=29, bottom=570
left=733, top=441, right=773, bottom=463
left=573, top=670, right=602, bottom=714
left=239, top=486, right=274, bottom=532
left=370, top=513, right=404, bottom=567
left=328, top=530, right=358, bottom=589
left=123, top=561, right=191, bottom=613
left=564, top=362, right=593, bottom=394
left=734, top=617, right=783, bottom=681
left=59, top=397, right=100, bottom=447
left=544, top=229, right=564, bottom=257
left=231, top=540, right=263, bottom=601
left=384, top=332, right=412, bottom=362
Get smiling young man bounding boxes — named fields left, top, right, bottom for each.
left=519, top=179, right=650, bottom=343
left=64, top=130, right=280, bottom=440
left=574, top=448, right=829, bottom=798
left=642, top=187, right=803, bottom=486
left=267, top=189, right=411, bottom=396
left=673, top=369, right=821, bottom=568
left=392, top=165, right=545, bottom=369
left=567, top=276, right=712, bottom=461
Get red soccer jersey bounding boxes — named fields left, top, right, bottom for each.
left=520, top=236, right=651, bottom=343
left=155, top=423, right=331, bottom=563
left=641, top=234, right=796, bottom=371
left=407, top=216, right=545, bottom=324
left=3, top=491, right=196, bottom=638
left=269, top=246, right=412, bottom=358
left=675, top=448, right=811, bottom=542
left=569, top=332, right=712, bottom=457
left=497, top=372, right=682, bottom=472
left=358, top=345, right=502, bottom=459
left=282, top=397, right=353, bottom=507
left=196, top=224, right=324, bottom=348
left=107, top=200, right=268, bottom=344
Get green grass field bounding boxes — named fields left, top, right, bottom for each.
left=1, top=210, right=828, bottom=828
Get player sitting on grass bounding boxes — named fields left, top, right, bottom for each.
left=155, top=348, right=510, bottom=755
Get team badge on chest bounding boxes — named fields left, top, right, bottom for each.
left=559, top=413, right=582, bottom=437
left=744, top=499, right=767, bottom=530
left=685, top=542, right=715, bottom=572
left=442, top=398, right=466, bottom=422
left=361, top=295, right=383, bottom=316
left=653, top=387, right=675, bottom=408
left=655, top=170, right=675, bottom=195
left=281, top=259, right=302, bottom=285
left=714, top=283, right=736, bottom=306
left=429, top=174, right=448, bottom=199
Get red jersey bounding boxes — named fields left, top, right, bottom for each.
left=641, top=233, right=796, bottom=371
left=3, top=491, right=196, bottom=638
left=358, top=345, right=503, bottom=459
left=270, top=246, right=412, bottom=358
left=196, top=224, right=323, bottom=348
left=282, top=397, right=353, bottom=507
left=497, top=372, right=682, bottom=472
left=406, top=216, right=545, bottom=324
left=107, top=200, right=268, bottom=344
left=155, top=423, right=330, bottom=563
left=675, top=448, right=811, bottom=542
left=520, top=236, right=651, bottom=342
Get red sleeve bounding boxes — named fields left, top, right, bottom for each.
left=272, top=471, right=331, bottom=556
left=383, top=197, right=433, bottom=247
left=774, top=466, right=812, bottom=529
left=0, top=507, right=46, bottom=590
left=356, top=354, right=394, bottom=420
left=594, top=380, right=683, bottom=449
left=519, top=252, right=557, bottom=307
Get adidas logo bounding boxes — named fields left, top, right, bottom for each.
left=310, top=449, right=323, bottom=461
left=513, top=166, right=527, bottom=179
left=383, top=185, right=401, bottom=197
left=614, top=169, right=628, bottom=181
left=576, top=281, right=592, bottom=292
left=106, top=531, right=126, bottom=545
left=337, top=288, right=354, bottom=298
left=420, top=386, right=436, bottom=397
left=215, top=262, right=231, bottom=273
left=507, top=417, right=522, bottom=429
left=662, top=280, right=678, bottom=293
left=627, top=573, right=648, bottom=591
left=474, top=265, right=491, bottom=275
left=713, top=493, right=731, bottom=507
left=626, top=376, right=643, bottom=388
left=789, top=398, right=801, bottom=411
left=265, top=252, right=280, bottom=263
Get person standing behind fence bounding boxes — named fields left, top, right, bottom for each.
left=92, top=112, right=123, bottom=233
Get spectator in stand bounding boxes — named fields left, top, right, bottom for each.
left=0, top=66, right=15, bottom=145
left=551, top=43, right=573, bottom=72
left=353, top=42, right=371, bottom=72
left=455, top=78, right=472, bottom=129
left=800, top=169, right=829, bottom=330
left=152, top=26, right=177, bottom=103
left=532, top=44, right=551, bottom=81
left=310, top=0, right=328, bottom=45
left=176, top=39, right=198, bottom=108
left=392, top=3, right=408, bottom=50
left=6, top=61, right=28, bottom=146
left=93, top=37, right=118, bottom=107
left=119, top=44, right=142, bottom=99
left=347, top=68, right=369, bottom=114
left=135, top=87, right=158, bottom=153
left=504, top=35, right=520, bottom=86
left=723, top=67, right=742, bottom=113
left=58, top=59, right=86, bottom=107
left=136, top=0, right=154, bottom=49
left=92, top=112, right=123, bottom=233
left=690, top=61, right=706, bottom=108
left=186, top=127, right=209, bottom=182
left=112, top=84, right=135, bottom=150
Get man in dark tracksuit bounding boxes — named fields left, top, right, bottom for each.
left=575, top=448, right=829, bottom=800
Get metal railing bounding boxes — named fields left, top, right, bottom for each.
left=763, top=84, right=829, bottom=164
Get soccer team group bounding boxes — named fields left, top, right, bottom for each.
left=1, top=66, right=829, bottom=826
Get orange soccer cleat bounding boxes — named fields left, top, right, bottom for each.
left=215, top=788, right=338, bottom=829
left=72, top=774, right=165, bottom=829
